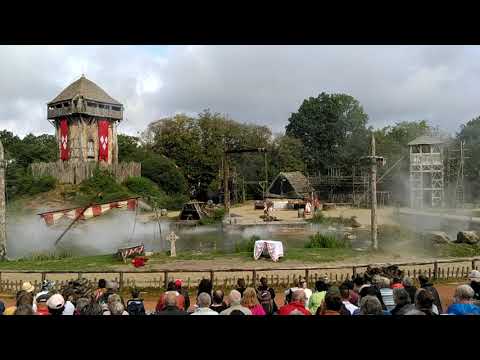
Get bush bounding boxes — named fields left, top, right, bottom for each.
left=305, top=232, right=350, bottom=249
left=7, top=165, right=56, bottom=198
left=310, top=211, right=330, bottom=224
left=77, top=169, right=131, bottom=203
left=142, top=154, right=187, bottom=195
left=235, top=235, right=260, bottom=253
left=124, top=177, right=163, bottom=199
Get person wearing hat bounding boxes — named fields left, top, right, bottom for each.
left=35, top=293, right=51, bottom=315
left=468, top=270, right=480, bottom=303
left=33, top=280, right=56, bottom=313
left=22, top=282, right=35, bottom=294
left=47, top=293, right=65, bottom=316
left=5, top=290, right=34, bottom=315
left=0, top=300, right=5, bottom=315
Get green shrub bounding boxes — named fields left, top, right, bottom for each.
left=77, top=169, right=131, bottom=203
left=21, top=251, right=73, bottom=261
left=310, top=211, right=329, bottom=224
left=142, top=154, right=187, bottom=195
left=235, top=235, right=260, bottom=253
left=124, top=176, right=163, bottom=199
left=305, top=232, right=350, bottom=249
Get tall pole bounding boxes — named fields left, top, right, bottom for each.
left=370, top=134, right=378, bottom=250
left=224, top=153, right=230, bottom=216
left=264, top=152, right=268, bottom=199
left=0, top=140, right=6, bottom=260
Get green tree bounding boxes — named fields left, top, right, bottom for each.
left=269, top=135, right=305, bottom=174
left=285, top=92, right=370, bottom=174
left=458, top=116, right=480, bottom=201
left=141, top=153, right=188, bottom=195
left=118, top=134, right=146, bottom=162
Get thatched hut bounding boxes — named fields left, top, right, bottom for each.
left=266, top=171, right=314, bottom=199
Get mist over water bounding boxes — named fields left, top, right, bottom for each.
left=5, top=209, right=373, bottom=258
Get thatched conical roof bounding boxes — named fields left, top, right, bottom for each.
left=48, top=75, right=121, bottom=105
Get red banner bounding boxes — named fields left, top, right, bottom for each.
left=59, top=118, right=69, bottom=160
left=98, top=119, right=109, bottom=161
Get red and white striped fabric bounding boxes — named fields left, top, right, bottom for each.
left=40, top=198, right=138, bottom=226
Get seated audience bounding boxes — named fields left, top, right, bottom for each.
left=127, top=288, right=146, bottom=315
left=210, top=289, right=228, bottom=313
left=402, top=276, right=417, bottom=305
left=220, top=290, right=252, bottom=315
left=414, top=288, right=437, bottom=315
left=256, top=277, right=277, bottom=314
left=308, top=279, right=328, bottom=314
left=447, top=284, right=480, bottom=315
left=418, top=274, right=443, bottom=314
left=357, top=295, right=384, bottom=315
left=157, top=292, right=188, bottom=315
left=340, top=284, right=359, bottom=315
left=191, top=293, right=218, bottom=315
left=241, top=287, right=266, bottom=315
left=278, top=289, right=311, bottom=315
left=390, top=288, right=414, bottom=315
left=47, top=294, right=66, bottom=316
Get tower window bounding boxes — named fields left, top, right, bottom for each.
left=87, top=139, right=95, bottom=159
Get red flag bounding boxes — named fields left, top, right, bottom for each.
left=59, top=118, right=69, bottom=160
left=98, top=119, right=109, bottom=161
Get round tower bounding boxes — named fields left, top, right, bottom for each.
left=47, top=75, right=123, bottom=165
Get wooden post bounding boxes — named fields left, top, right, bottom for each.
left=119, top=272, right=124, bottom=290
left=77, top=272, right=82, bottom=280
left=164, top=271, right=168, bottom=290
left=0, top=140, right=6, bottom=260
left=305, top=269, right=309, bottom=287
left=224, top=153, right=230, bottom=216
left=370, top=134, right=378, bottom=250
left=210, top=271, right=214, bottom=285
left=433, top=261, right=438, bottom=280
left=352, top=266, right=357, bottom=278
left=472, top=259, right=477, bottom=271
left=41, top=273, right=46, bottom=283
left=252, top=270, right=257, bottom=288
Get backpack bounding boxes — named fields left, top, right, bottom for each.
left=127, top=300, right=145, bottom=315
left=258, top=289, right=273, bottom=314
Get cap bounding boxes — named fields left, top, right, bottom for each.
left=21, top=282, right=35, bottom=293
left=174, top=279, right=182, bottom=288
left=46, top=294, right=65, bottom=310
left=35, top=292, right=50, bottom=303
left=469, top=270, right=480, bottom=282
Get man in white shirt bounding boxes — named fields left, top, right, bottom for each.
left=191, top=293, right=218, bottom=315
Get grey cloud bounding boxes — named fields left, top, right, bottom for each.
left=0, top=45, right=479, bottom=138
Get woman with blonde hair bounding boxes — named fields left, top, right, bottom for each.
left=240, top=287, right=266, bottom=315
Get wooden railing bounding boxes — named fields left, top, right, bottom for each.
left=1, top=257, right=479, bottom=294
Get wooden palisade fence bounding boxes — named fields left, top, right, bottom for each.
left=0, top=257, right=479, bottom=294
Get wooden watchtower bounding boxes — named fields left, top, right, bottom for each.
left=47, top=74, right=123, bottom=165
left=31, top=75, right=140, bottom=184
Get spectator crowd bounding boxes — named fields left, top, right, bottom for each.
left=1, top=269, right=480, bottom=316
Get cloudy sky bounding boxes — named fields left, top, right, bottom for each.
left=0, top=45, right=478, bottom=137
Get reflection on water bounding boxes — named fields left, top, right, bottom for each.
left=6, top=211, right=372, bottom=258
